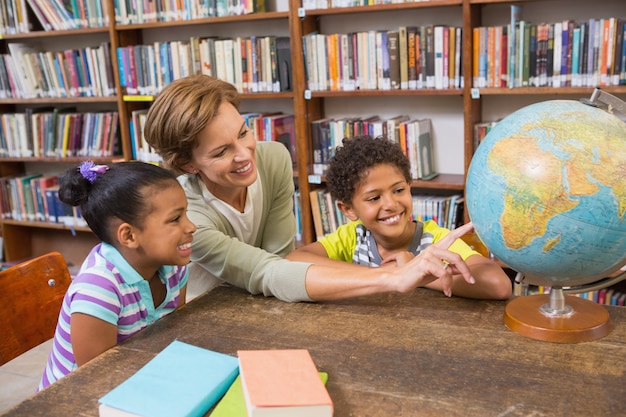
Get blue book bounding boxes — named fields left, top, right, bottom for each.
left=560, top=21, right=570, bottom=87
left=572, top=26, right=580, bottom=86
left=159, top=42, right=169, bottom=86
left=509, top=5, right=522, bottom=87
left=44, top=186, right=59, bottom=223
left=129, top=119, right=137, bottom=160
left=53, top=57, right=68, bottom=97
left=98, top=341, right=239, bottom=417
left=117, top=47, right=127, bottom=87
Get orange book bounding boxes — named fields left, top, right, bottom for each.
left=398, top=119, right=409, bottom=157
left=237, top=349, right=333, bottom=417
left=448, top=26, right=456, bottom=88
left=472, top=27, right=480, bottom=86
left=600, top=18, right=610, bottom=86
left=327, top=34, right=339, bottom=91
left=309, top=189, right=325, bottom=241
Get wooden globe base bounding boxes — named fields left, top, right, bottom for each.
left=504, top=294, right=612, bottom=343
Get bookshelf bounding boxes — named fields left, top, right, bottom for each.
left=295, top=0, right=626, bottom=243
left=0, top=9, right=120, bottom=266
left=0, top=0, right=295, bottom=266
left=0, top=0, right=625, bottom=273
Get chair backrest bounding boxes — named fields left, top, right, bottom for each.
left=0, top=252, right=71, bottom=366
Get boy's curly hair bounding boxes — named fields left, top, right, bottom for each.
left=326, top=135, right=411, bottom=204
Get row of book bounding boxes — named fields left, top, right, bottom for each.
left=114, top=0, right=269, bottom=25
left=311, top=116, right=437, bottom=182
left=309, top=188, right=348, bottom=240
left=522, top=285, right=626, bottom=307
left=243, top=112, right=296, bottom=165
left=473, top=120, right=499, bottom=150
left=413, top=194, right=464, bottom=231
left=0, top=173, right=87, bottom=229
left=310, top=187, right=464, bottom=240
left=0, top=109, right=120, bottom=158
left=0, top=0, right=109, bottom=34
left=303, top=24, right=463, bottom=92
left=128, top=109, right=159, bottom=163
left=475, top=11, right=626, bottom=89
left=117, top=35, right=292, bottom=96
left=0, top=42, right=115, bottom=99
left=302, top=0, right=434, bottom=10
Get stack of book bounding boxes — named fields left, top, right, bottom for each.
left=98, top=343, right=333, bottom=417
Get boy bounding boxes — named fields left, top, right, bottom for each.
left=288, top=136, right=512, bottom=300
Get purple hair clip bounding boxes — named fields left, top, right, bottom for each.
left=79, top=161, right=109, bottom=184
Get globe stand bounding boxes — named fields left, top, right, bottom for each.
left=504, top=287, right=612, bottom=343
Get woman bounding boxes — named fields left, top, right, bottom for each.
left=143, top=75, right=492, bottom=302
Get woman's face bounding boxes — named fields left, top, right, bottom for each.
left=186, top=102, right=257, bottom=204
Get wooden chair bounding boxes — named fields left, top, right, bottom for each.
left=0, top=252, right=72, bottom=366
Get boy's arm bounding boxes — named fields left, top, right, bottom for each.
left=424, top=254, right=512, bottom=300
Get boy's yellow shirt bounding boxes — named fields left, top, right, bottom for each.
left=319, top=220, right=479, bottom=263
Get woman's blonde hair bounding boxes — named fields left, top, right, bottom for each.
left=144, top=75, right=240, bottom=174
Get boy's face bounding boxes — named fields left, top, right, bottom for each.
left=340, top=163, right=414, bottom=244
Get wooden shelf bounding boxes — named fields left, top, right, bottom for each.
left=474, top=86, right=626, bottom=96
left=115, top=11, right=289, bottom=30
left=310, top=89, right=463, bottom=97
left=1, top=219, right=92, bottom=233
left=304, top=1, right=463, bottom=15
left=0, top=97, right=118, bottom=104
left=0, top=27, right=110, bottom=40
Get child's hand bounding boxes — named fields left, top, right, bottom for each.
left=392, top=222, right=476, bottom=297
left=380, top=252, right=415, bottom=267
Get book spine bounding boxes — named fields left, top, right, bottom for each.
left=407, top=27, right=417, bottom=89
left=387, top=30, right=400, bottom=90
left=572, top=26, right=581, bottom=87
left=611, top=19, right=623, bottom=86
left=398, top=26, right=408, bottom=89
left=529, top=24, right=537, bottom=87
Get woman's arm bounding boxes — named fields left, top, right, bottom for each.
left=286, top=241, right=366, bottom=270
left=303, top=223, right=477, bottom=300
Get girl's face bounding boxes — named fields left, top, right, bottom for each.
left=186, top=101, right=257, bottom=207
left=134, top=183, right=196, bottom=270
left=342, top=163, right=414, bottom=248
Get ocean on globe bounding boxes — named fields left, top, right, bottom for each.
left=466, top=99, right=626, bottom=288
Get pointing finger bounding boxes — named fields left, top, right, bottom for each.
left=436, top=222, right=474, bottom=250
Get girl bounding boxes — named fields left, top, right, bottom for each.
left=38, top=161, right=196, bottom=390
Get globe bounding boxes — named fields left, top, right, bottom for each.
left=466, top=99, right=626, bottom=289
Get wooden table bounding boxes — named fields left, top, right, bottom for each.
left=3, top=285, right=625, bottom=416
